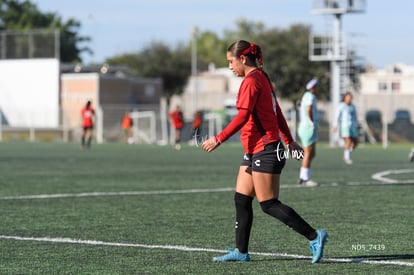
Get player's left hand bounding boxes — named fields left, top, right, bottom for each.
left=288, top=141, right=304, bottom=160
left=201, top=137, right=219, bottom=152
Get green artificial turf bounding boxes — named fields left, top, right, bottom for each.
left=0, top=142, right=413, bottom=274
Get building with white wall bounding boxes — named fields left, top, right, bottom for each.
left=0, top=59, right=60, bottom=127
left=0, top=60, right=163, bottom=142
left=170, top=67, right=243, bottom=121
left=61, top=71, right=162, bottom=142
left=358, top=63, right=414, bottom=124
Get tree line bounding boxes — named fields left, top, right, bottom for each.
left=107, top=19, right=331, bottom=104
left=0, top=0, right=92, bottom=62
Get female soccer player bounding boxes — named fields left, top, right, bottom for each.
left=169, top=105, right=184, bottom=150
left=81, top=100, right=95, bottom=150
left=297, top=78, right=319, bottom=186
left=201, top=40, right=327, bottom=263
left=121, top=111, right=134, bottom=144
left=334, top=92, right=359, bottom=164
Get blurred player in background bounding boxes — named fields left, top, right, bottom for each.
left=333, top=92, right=359, bottom=164
left=121, top=111, right=134, bottom=144
left=81, top=100, right=95, bottom=150
left=297, top=78, right=319, bottom=187
left=169, top=105, right=184, bottom=150
left=191, top=110, right=203, bottom=144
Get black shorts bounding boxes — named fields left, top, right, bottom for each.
left=83, top=126, right=94, bottom=131
left=240, top=141, right=286, bottom=174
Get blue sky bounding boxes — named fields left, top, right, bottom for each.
left=33, top=0, right=413, bottom=68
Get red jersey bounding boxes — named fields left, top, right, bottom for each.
left=81, top=106, right=95, bottom=127
left=122, top=114, right=133, bottom=130
left=169, top=110, right=184, bottom=129
left=192, top=112, right=202, bottom=129
left=216, top=69, right=293, bottom=154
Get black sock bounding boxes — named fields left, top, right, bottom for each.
left=234, top=192, right=254, bottom=253
left=260, top=198, right=317, bottom=241
left=81, top=136, right=85, bottom=146
left=87, top=137, right=92, bottom=148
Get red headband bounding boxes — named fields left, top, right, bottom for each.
left=239, top=43, right=263, bottom=66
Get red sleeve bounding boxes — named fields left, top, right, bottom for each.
left=276, top=100, right=294, bottom=145
left=215, top=108, right=250, bottom=144
left=237, top=77, right=260, bottom=112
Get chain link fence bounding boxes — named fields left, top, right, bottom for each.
left=0, top=29, right=59, bottom=60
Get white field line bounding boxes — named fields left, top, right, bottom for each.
left=0, top=176, right=412, bottom=201
left=0, top=187, right=234, bottom=200
left=371, top=169, right=414, bottom=184
left=0, top=235, right=413, bottom=267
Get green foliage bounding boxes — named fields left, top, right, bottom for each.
left=0, top=0, right=91, bottom=62
left=107, top=41, right=191, bottom=102
left=257, top=24, right=330, bottom=102
left=106, top=18, right=332, bottom=103
left=224, top=20, right=330, bottom=103
left=196, top=31, right=228, bottom=69
left=223, top=18, right=265, bottom=43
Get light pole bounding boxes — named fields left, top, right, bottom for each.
left=309, top=0, right=366, bottom=147
left=191, top=26, right=199, bottom=116
left=330, top=13, right=342, bottom=147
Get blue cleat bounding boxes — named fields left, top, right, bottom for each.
left=309, top=229, right=328, bottom=263
left=213, top=248, right=250, bottom=262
